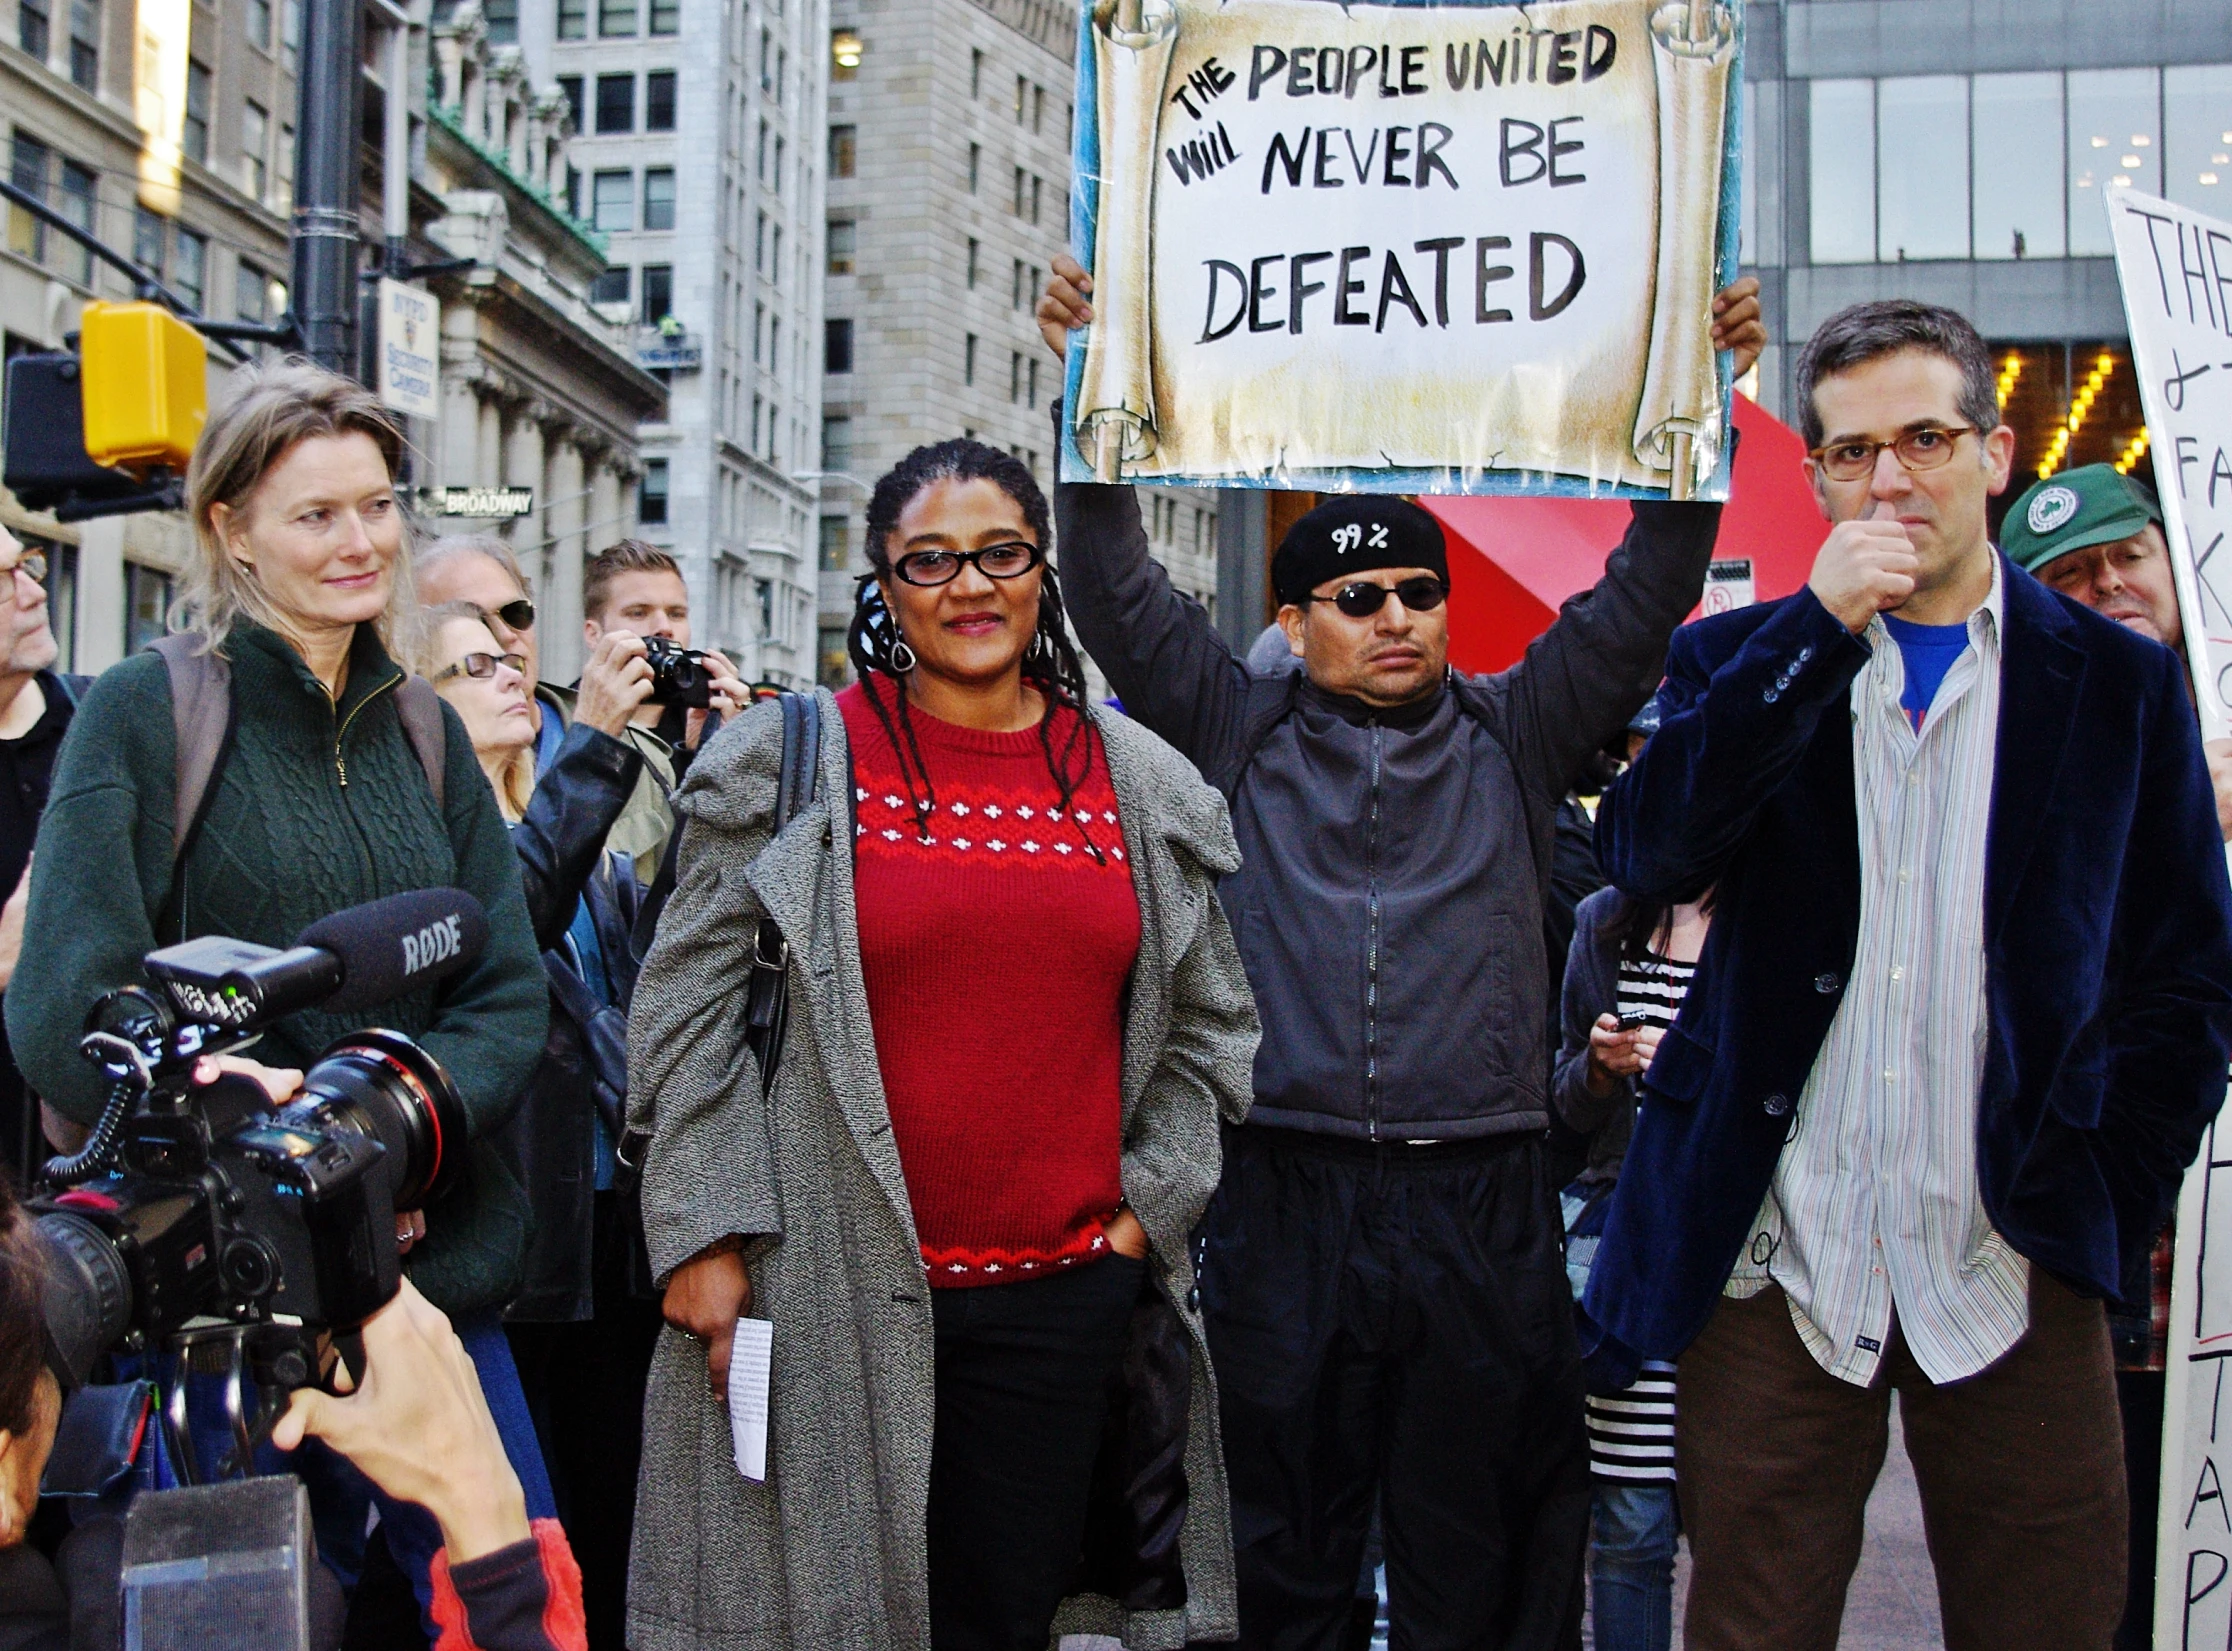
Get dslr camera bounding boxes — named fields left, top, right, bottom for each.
left=30, top=890, right=485, bottom=1414
left=641, top=635, right=712, bottom=709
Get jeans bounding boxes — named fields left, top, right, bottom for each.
left=1590, top=1482, right=1675, bottom=1651
left=926, top=1252, right=1146, bottom=1651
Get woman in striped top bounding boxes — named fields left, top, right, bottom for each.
left=1553, top=882, right=1712, bottom=1651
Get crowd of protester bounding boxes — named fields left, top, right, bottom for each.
left=0, top=258, right=2227, bottom=1651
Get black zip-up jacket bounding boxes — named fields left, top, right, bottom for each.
left=1055, top=481, right=1719, bottom=1140
left=498, top=721, right=645, bottom=1322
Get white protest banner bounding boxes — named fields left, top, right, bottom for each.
left=377, top=279, right=440, bottom=420
left=1062, top=0, right=1743, bottom=500
left=2108, top=183, right=2232, bottom=1646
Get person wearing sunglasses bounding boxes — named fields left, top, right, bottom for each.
left=632, top=437, right=1257, bottom=1650
left=1037, top=254, right=1757, bottom=1650
left=0, top=528, right=86, bottom=1185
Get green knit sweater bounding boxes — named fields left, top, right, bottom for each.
left=7, top=621, right=547, bottom=1314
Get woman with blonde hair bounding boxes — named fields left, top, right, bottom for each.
left=5, top=358, right=552, bottom=1627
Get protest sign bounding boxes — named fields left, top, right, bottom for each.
left=2108, top=183, right=2232, bottom=1646
left=1062, top=0, right=1744, bottom=499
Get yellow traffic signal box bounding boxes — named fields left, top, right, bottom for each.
left=79, top=301, right=206, bottom=474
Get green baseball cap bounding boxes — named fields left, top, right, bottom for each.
left=2003, top=464, right=2164, bottom=573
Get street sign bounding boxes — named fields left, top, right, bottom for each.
left=432, top=486, right=534, bottom=517
left=376, top=279, right=439, bottom=419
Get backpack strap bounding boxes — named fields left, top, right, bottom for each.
left=394, top=674, right=448, bottom=813
left=151, top=635, right=235, bottom=863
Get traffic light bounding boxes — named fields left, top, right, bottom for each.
left=3, top=301, right=207, bottom=522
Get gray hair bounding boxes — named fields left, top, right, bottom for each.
left=179, top=358, right=413, bottom=654
left=1794, top=301, right=2001, bottom=451
left=416, top=533, right=531, bottom=598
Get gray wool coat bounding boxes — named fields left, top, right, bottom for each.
left=624, top=688, right=1260, bottom=1651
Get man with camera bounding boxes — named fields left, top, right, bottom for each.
left=417, top=537, right=743, bottom=883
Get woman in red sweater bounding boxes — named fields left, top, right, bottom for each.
left=642, top=440, right=1257, bottom=1651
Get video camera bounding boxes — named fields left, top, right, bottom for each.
left=28, top=889, right=487, bottom=1422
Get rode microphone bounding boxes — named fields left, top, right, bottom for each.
left=295, top=889, right=490, bottom=1014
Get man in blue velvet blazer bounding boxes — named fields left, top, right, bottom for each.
left=1585, top=300, right=2232, bottom=1651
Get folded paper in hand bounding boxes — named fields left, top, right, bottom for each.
left=728, top=1316, right=773, bottom=1483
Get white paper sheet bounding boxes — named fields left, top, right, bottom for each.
left=727, top=1316, right=773, bottom=1483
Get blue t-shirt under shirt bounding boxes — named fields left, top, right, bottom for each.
left=1880, top=612, right=1971, bottom=730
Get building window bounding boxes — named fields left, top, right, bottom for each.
left=1808, top=79, right=1875, bottom=265
left=596, top=73, right=635, bottom=133
left=772, top=136, right=784, bottom=198
left=40, top=541, right=75, bottom=671
left=1027, top=356, right=1039, bottom=408
left=66, top=0, right=95, bottom=91
left=558, top=0, right=587, bottom=38
left=592, top=170, right=634, bottom=232
left=7, top=136, right=47, bottom=263
left=643, top=168, right=675, bottom=230
left=124, top=564, right=171, bottom=656
left=1015, top=74, right=1027, bottom=122
left=276, top=123, right=292, bottom=211
left=829, top=125, right=856, bottom=179
left=968, top=143, right=980, bottom=193
left=639, top=459, right=669, bottom=525
left=819, top=516, right=848, bottom=571
left=184, top=62, right=211, bottom=166
left=641, top=263, right=673, bottom=324
left=565, top=165, right=581, bottom=217
left=1013, top=165, right=1026, bottom=215
left=1973, top=73, right=2064, bottom=260
left=599, top=0, right=637, bottom=36
left=174, top=227, right=204, bottom=309
left=280, top=0, right=299, bottom=69
left=58, top=160, right=93, bottom=285
left=18, top=0, right=47, bottom=63
left=766, top=401, right=780, bottom=463
left=648, top=0, right=678, bottom=35
left=1877, top=76, right=1967, bottom=262
left=646, top=70, right=676, bottom=131
left=1011, top=258, right=1025, bottom=308
left=965, top=237, right=979, bottom=288
left=558, top=76, right=585, bottom=132
left=1030, top=175, right=1042, bottom=223
left=1009, top=349, right=1022, bottom=403
left=825, top=319, right=853, bottom=373
left=831, top=29, right=861, bottom=81
left=971, top=48, right=983, bottom=100
left=242, top=102, right=268, bottom=202
left=2166, top=65, right=2232, bottom=210
left=822, top=414, right=852, bottom=471
left=132, top=204, right=165, bottom=277
left=483, top=0, right=517, bottom=42
left=753, top=301, right=764, bottom=362
left=770, top=224, right=781, bottom=286
left=2069, top=68, right=2160, bottom=255
left=827, top=219, right=855, bottom=274
left=818, top=625, right=848, bottom=690
left=1033, top=83, right=1044, bottom=133
left=236, top=259, right=271, bottom=321
left=964, top=333, right=977, bottom=385
left=590, top=266, right=631, bottom=305
left=754, top=212, right=766, bottom=272
left=246, top=0, right=272, bottom=49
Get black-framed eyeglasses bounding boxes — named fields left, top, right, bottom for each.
left=1304, top=576, right=1448, bottom=619
left=486, top=598, right=536, bottom=632
left=1809, top=425, right=1977, bottom=483
left=432, top=651, right=527, bottom=684
left=891, top=541, right=1043, bottom=588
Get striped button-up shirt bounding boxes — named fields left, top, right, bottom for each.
left=1725, top=559, right=2029, bottom=1386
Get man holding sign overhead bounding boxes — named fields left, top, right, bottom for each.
left=1039, top=257, right=1759, bottom=1648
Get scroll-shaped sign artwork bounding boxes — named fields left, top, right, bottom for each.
left=1063, top=0, right=1744, bottom=499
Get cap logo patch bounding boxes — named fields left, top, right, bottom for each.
left=2027, top=486, right=2079, bottom=535
left=1330, top=523, right=1390, bottom=555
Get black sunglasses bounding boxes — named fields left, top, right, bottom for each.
left=1304, top=577, right=1448, bottom=619
left=487, top=598, right=536, bottom=632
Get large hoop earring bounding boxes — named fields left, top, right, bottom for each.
left=889, top=637, right=918, bottom=674
left=1025, top=627, right=1055, bottom=668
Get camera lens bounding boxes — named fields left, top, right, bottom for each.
left=288, top=1029, right=468, bottom=1210
left=33, top=1210, right=134, bottom=1389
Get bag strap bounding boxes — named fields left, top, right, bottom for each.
left=152, top=635, right=234, bottom=863
left=394, top=674, right=448, bottom=813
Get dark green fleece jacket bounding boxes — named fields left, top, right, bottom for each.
left=5, top=621, right=547, bottom=1315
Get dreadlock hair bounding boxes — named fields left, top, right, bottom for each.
left=847, top=439, right=1105, bottom=862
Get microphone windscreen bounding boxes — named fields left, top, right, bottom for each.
left=295, top=889, right=491, bottom=1015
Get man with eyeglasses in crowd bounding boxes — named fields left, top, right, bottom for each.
left=1038, top=257, right=1763, bottom=1649
left=0, top=527, right=84, bottom=1185
left=1585, top=299, right=2232, bottom=1650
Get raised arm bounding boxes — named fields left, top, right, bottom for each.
left=511, top=723, right=644, bottom=951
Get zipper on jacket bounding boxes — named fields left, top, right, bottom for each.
left=1365, top=721, right=1383, bottom=1140
left=330, top=670, right=403, bottom=788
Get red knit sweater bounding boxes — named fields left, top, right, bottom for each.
left=839, top=681, right=1139, bottom=1287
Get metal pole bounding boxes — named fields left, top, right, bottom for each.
left=382, top=9, right=410, bottom=272
left=293, top=0, right=366, bottom=374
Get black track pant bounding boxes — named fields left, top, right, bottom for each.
left=1199, top=1125, right=1588, bottom=1651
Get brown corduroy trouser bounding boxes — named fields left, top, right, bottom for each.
left=1676, top=1273, right=2127, bottom=1651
